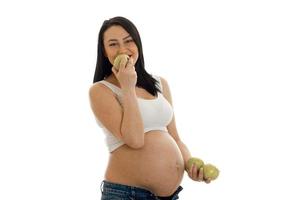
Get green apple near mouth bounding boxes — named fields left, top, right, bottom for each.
left=113, top=54, right=129, bottom=70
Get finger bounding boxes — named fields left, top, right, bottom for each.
left=126, top=57, right=134, bottom=69
left=128, top=56, right=133, bottom=65
left=204, top=178, right=211, bottom=184
left=189, top=164, right=195, bottom=179
left=188, top=164, right=193, bottom=176
left=198, top=167, right=204, bottom=181
left=192, top=165, right=199, bottom=180
left=111, top=67, right=118, bottom=75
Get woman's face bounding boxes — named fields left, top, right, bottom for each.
left=103, top=25, right=139, bottom=66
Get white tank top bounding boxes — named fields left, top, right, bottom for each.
left=95, top=75, right=174, bottom=152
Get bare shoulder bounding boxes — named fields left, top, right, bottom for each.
left=158, top=76, right=173, bottom=105
left=88, top=81, right=121, bottom=114
left=158, top=76, right=169, bottom=90
left=89, top=82, right=118, bottom=101
left=89, top=82, right=101, bottom=94
left=88, top=81, right=123, bottom=140
left=88, top=81, right=119, bottom=114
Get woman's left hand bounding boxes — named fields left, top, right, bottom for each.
left=187, top=164, right=211, bottom=184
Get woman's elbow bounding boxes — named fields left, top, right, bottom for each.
left=125, top=137, right=144, bottom=149
left=121, top=129, right=145, bottom=149
left=129, top=141, right=144, bottom=149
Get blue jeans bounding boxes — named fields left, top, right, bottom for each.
left=100, top=180, right=183, bottom=200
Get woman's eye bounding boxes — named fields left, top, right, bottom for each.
left=109, top=43, right=117, bottom=47
left=125, top=39, right=133, bottom=43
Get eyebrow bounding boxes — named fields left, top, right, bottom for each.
left=107, top=35, right=132, bottom=42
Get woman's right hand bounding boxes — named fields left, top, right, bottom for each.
left=112, top=56, right=137, bottom=91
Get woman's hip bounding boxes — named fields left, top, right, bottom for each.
left=100, top=180, right=183, bottom=200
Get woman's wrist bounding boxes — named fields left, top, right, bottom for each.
left=184, top=157, right=191, bottom=172
left=122, top=88, right=137, bottom=97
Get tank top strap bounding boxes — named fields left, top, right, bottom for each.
left=152, top=75, right=163, bottom=93
left=98, top=80, right=122, bottom=96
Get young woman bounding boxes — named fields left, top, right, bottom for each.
left=89, top=16, right=210, bottom=200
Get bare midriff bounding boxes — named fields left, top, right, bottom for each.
left=104, top=130, right=185, bottom=196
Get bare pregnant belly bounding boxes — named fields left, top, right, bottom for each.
left=104, top=131, right=185, bottom=196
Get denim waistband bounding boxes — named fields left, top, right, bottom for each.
left=101, top=180, right=183, bottom=200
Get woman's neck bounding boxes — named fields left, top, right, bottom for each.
left=105, top=74, right=121, bottom=88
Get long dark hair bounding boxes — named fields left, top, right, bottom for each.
left=93, top=16, right=161, bottom=96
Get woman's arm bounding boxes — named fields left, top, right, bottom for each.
left=160, top=78, right=210, bottom=183
left=160, top=76, right=210, bottom=183
left=89, top=84, right=144, bottom=149
left=159, top=77, right=192, bottom=170
left=120, top=88, right=145, bottom=148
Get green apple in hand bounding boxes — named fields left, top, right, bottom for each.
left=203, top=164, right=219, bottom=180
left=187, top=157, right=204, bottom=170
left=187, top=157, right=220, bottom=181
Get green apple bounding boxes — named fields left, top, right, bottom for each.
left=203, top=164, right=219, bottom=180
left=113, top=54, right=129, bottom=70
left=187, top=157, right=204, bottom=171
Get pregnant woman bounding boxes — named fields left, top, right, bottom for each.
left=89, top=16, right=210, bottom=200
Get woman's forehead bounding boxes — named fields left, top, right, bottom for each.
left=103, top=25, right=130, bottom=41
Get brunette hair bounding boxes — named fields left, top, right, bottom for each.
left=93, top=16, right=161, bottom=96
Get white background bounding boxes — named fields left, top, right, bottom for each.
left=0, top=0, right=299, bottom=199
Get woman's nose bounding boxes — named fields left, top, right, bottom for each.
left=118, top=44, right=128, bottom=54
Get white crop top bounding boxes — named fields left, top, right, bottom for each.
left=94, top=75, right=174, bottom=152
